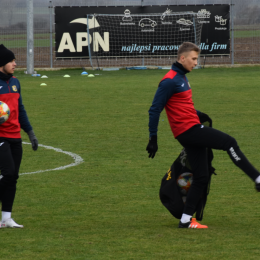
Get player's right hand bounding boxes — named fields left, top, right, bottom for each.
left=146, top=135, right=158, bottom=158
left=0, top=117, right=5, bottom=125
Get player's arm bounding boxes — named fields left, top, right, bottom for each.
left=146, top=79, right=175, bottom=158
left=18, top=95, right=32, bottom=132
left=18, top=85, right=38, bottom=151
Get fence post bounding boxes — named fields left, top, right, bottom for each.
left=87, top=15, right=93, bottom=69
left=231, top=0, right=234, bottom=65
left=141, top=0, right=144, bottom=66
left=49, top=1, right=53, bottom=68
left=26, top=0, right=34, bottom=74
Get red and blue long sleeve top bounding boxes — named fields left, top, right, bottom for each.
left=148, top=62, right=200, bottom=138
left=0, top=73, right=32, bottom=139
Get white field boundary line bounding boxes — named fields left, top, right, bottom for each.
left=20, top=142, right=84, bottom=176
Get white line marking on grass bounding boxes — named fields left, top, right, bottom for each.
left=20, top=142, right=84, bottom=176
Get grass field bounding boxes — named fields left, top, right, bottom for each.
left=234, top=30, right=260, bottom=38
left=2, top=66, right=260, bottom=259
left=1, top=34, right=55, bottom=48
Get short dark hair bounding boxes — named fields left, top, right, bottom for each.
left=177, top=42, right=200, bottom=60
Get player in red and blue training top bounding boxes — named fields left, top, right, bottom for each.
left=147, top=42, right=260, bottom=229
left=0, top=44, right=38, bottom=228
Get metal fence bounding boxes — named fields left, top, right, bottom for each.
left=0, top=0, right=259, bottom=68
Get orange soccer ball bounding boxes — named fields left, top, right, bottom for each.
left=177, top=172, right=193, bottom=196
left=0, top=101, right=10, bottom=122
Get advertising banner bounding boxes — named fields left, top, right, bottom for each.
left=55, top=5, right=230, bottom=58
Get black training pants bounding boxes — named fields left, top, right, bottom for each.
left=0, top=138, right=23, bottom=212
left=176, top=124, right=259, bottom=216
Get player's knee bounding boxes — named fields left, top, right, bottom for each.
left=0, top=165, right=17, bottom=181
left=0, top=175, right=17, bottom=186
left=1, top=166, right=15, bottom=176
left=224, top=136, right=239, bottom=151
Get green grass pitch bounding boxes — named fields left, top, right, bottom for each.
left=2, top=66, right=260, bottom=259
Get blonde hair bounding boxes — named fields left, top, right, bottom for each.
left=177, top=42, right=200, bottom=60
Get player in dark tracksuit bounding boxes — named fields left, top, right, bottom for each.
left=0, top=44, right=38, bottom=228
left=146, top=42, right=260, bottom=229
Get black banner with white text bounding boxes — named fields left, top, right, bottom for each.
left=55, top=5, right=230, bottom=58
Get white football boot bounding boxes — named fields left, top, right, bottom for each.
left=1, top=218, right=24, bottom=228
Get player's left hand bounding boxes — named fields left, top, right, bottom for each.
left=27, top=130, right=38, bottom=151
left=198, top=112, right=212, bottom=127
left=146, top=135, right=158, bottom=158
